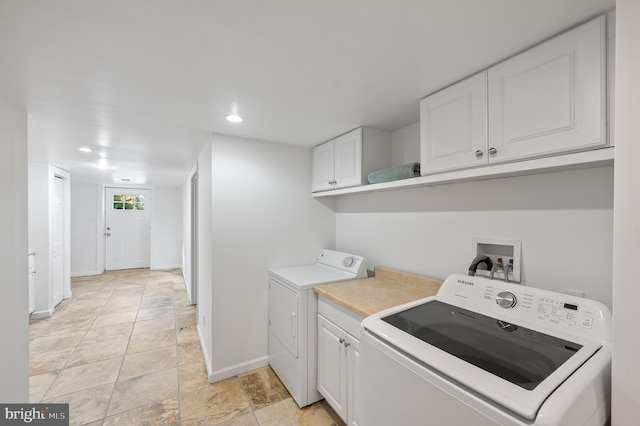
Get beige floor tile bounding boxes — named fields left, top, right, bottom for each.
left=253, top=398, right=336, bottom=426
left=217, top=412, right=259, bottom=426
left=127, top=328, right=175, bottom=354
left=29, top=347, right=74, bottom=376
left=30, top=331, right=87, bottom=354
left=178, top=341, right=204, bottom=365
left=82, top=322, right=134, bottom=341
left=177, top=324, right=199, bottom=345
left=65, top=335, right=130, bottom=368
left=108, top=368, right=179, bottom=417
left=178, top=361, right=209, bottom=395
left=180, top=378, right=250, bottom=425
left=29, top=372, right=58, bottom=403
left=91, top=310, right=138, bottom=328
left=101, top=297, right=142, bottom=314
left=119, top=346, right=177, bottom=380
left=133, top=316, right=175, bottom=336
left=102, top=398, right=180, bottom=425
left=37, top=318, right=95, bottom=337
left=45, top=357, right=122, bottom=399
left=44, top=383, right=114, bottom=426
left=140, top=296, right=174, bottom=309
left=136, top=304, right=175, bottom=321
left=239, top=367, right=290, bottom=410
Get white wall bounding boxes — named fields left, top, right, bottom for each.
left=391, top=122, right=420, bottom=167
left=0, top=97, right=29, bottom=402
left=150, top=186, right=183, bottom=270
left=70, top=180, right=100, bottom=276
left=611, top=0, right=640, bottom=421
left=187, top=133, right=336, bottom=381
left=336, top=127, right=614, bottom=309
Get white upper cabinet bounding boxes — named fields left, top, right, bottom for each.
left=420, top=72, right=488, bottom=174
left=488, top=16, right=607, bottom=163
left=312, top=127, right=390, bottom=192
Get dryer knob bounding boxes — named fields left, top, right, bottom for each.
left=343, top=256, right=355, bottom=267
left=496, top=291, right=517, bottom=309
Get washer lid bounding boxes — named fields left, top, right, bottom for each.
left=363, top=296, right=603, bottom=420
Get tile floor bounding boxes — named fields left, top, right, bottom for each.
left=29, top=268, right=344, bottom=426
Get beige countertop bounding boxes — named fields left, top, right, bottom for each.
left=313, top=266, right=443, bottom=317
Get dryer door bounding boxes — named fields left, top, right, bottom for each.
left=269, top=279, right=299, bottom=358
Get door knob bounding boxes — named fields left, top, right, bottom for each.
left=488, top=147, right=498, bottom=156
left=474, top=150, right=483, bottom=159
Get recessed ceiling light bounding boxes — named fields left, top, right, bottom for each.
left=226, top=113, right=244, bottom=123
left=79, top=147, right=92, bottom=153
left=97, top=158, right=109, bottom=169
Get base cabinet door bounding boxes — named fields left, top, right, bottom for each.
left=488, top=15, right=607, bottom=163
left=346, top=333, right=361, bottom=426
left=317, top=314, right=347, bottom=419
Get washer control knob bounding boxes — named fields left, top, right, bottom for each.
left=343, top=256, right=355, bottom=267
left=496, top=291, right=517, bottom=309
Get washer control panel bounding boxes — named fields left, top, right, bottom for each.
left=438, top=274, right=612, bottom=342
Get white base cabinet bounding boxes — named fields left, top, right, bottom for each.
left=317, top=297, right=362, bottom=426
left=312, top=127, right=390, bottom=192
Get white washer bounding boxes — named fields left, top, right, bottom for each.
left=268, top=249, right=367, bottom=407
left=361, top=273, right=612, bottom=426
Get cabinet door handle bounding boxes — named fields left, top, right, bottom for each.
left=488, top=147, right=498, bottom=156
left=339, top=338, right=345, bottom=344
left=344, top=341, right=351, bottom=348
left=474, top=150, right=483, bottom=159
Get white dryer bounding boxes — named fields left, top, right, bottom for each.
left=268, top=249, right=367, bottom=407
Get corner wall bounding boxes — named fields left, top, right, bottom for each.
left=0, top=97, right=28, bottom=402
left=189, top=134, right=336, bottom=381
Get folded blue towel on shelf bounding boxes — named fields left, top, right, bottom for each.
left=367, top=162, right=421, bottom=184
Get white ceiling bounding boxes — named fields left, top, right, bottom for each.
left=0, top=0, right=615, bottom=186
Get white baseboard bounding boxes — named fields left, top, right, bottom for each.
left=209, top=356, right=269, bottom=383
left=150, top=264, right=182, bottom=271
left=195, top=324, right=269, bottom=383
left=71, top=271, right=101, bottom=277
left=196, top=324, right=213, bottom=380
left=30, top=308, right=54, bottom=319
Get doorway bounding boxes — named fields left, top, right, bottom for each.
left=105, top=188, right=151, bottom=270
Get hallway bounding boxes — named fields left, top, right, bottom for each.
left=28, top=268, right=341, bottom=425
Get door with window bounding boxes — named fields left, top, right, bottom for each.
left=105, top=188, right=151, bottom=270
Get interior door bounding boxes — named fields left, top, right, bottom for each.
left=52, top=176, right=64, bottom=306
left=105, top=188, right=151, bottom=270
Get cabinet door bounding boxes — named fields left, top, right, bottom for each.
left=420, top=71, right=488, bottom=174
left=346, top=334, right=360, bottom=426
left=312, top=141, right=335, bottom=192
left=318, top=315, right=347, bottom=420
left=488, top=16, right=606, bottom=163
left=333, top=128, right=363, bottom=189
